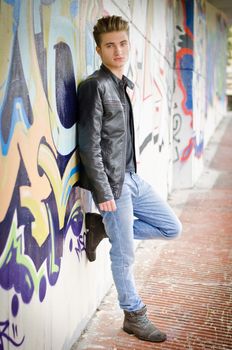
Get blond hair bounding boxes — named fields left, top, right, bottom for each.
left=93, top=15, right=129, bottom=46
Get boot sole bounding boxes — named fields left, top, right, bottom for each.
left=85, top=250, right=96, bottom=262
left=123, top=327, right=167, bottom=342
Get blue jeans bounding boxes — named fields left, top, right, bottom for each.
left=98, top=172, right=182, bottom=312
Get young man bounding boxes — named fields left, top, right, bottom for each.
left=77, top=15, right=182, bottom=343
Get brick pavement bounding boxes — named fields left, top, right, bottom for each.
left=71, top=114, right=232, bottom=350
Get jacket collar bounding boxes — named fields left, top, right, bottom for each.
left=101, top=64, right=134, bottom=90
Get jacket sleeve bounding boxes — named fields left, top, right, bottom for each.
left=77, top=78, right=114, bottom=203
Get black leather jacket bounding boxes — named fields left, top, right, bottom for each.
left=77, top=64, right=136, bottom=203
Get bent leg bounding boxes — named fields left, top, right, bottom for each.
left=131, top=174, right=182, bottom=240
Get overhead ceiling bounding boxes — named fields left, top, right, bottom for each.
left=207, top=0, right=232, bottom=24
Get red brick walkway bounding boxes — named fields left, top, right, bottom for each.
left=72, top=115, right=232, bottom=350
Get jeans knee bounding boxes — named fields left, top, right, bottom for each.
left=163, top=218, right=182, bottom=239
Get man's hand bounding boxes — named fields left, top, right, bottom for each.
left=99, top=199, right=117, bottom=212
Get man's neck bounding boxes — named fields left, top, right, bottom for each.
left=103, top=64, right=124, bottom=80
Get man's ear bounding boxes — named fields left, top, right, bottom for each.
left=96, top=46, right=101, bottom=55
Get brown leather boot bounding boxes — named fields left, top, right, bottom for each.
left=123, top=305, right=167, bottom=342
left=85, top=213, right=108, bottom=262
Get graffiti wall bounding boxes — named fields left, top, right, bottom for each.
left=0, top=0, right=228, bottom=349
left=0, top=1, right=113, bottom=349
left=172, top=0, right=227, bottom=189
left=173, top=0, right=203, bottom=188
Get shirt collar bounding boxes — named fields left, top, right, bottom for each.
left=101, top=64, right=134, bottom=90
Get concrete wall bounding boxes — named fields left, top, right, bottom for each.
left=0, top=1, right=227, bottom=349
left=205, top=1, right=228, bottom=142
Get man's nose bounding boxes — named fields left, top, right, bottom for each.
left=115, top=45, right=122, bottom=55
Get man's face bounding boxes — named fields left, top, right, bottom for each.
left=96, top=31, right=130, bottom=72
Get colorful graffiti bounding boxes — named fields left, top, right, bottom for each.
left=176, top=0, right=194, bottom=119
left=0, top=2, right=88, bottom=346
left=173, top=0, right=204, bottom=167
